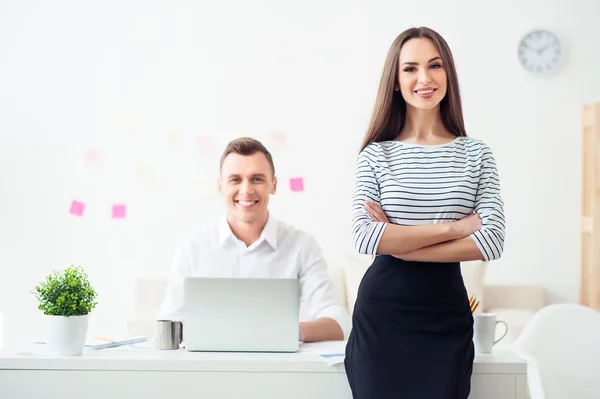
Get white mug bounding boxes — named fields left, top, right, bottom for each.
left=473, top=313, right=508, bottom=354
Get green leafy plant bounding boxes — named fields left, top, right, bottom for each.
left=33, top=265, right=98, bottom=316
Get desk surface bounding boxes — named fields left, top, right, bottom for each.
left=0, top=342, right=526, bottom=375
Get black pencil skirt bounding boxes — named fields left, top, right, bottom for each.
left=344, top=255, right=474, bottom=399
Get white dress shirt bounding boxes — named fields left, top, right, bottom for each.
left=157, top=215, right=352, bottom=339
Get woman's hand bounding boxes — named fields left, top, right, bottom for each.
left=365, top=200, right=390, bottom=223
left=452, top=212, right=482, bottom=238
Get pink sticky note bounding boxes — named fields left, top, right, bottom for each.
left=112, top=204, right=126, bottom=219
left=84, top=149, right=102, bottom=167
left=269, top=132, right=287, bottom=149
left=290, top=177, right=304, bottom=192
left=196, top=135, right=215, bottom=155
left=69, top=200, right=85, bottom=217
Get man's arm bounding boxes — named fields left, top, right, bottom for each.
left=156, top=240, right=193, bottom=322
left=297, top=234, right=351, bottom=342
left=300, top=318, right=343, bottom=343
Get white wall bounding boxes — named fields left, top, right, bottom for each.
left=1, top=0, right=599, bottom=339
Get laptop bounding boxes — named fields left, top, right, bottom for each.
left=183, top=277, right=300, bottom=352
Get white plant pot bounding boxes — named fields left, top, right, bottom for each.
left=45, top=314, right=89, bottom=356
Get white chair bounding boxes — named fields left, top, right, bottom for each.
left=512, top=303, right=600, bottom=399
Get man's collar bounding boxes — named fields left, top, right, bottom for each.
left=218, top=216, right=235, bottom=248
left=260, top=215, right=278, bottom=250
left=218, top=214, right=278, bottom=250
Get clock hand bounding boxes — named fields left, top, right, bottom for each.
left=521, top=43, right=538, bottom=52
left=537, top=44, right=549, bottom=54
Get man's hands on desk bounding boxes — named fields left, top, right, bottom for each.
left=299, top=318, right=344, bottom=343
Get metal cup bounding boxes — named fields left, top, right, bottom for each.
left=155, top=320, right=182, bottom=350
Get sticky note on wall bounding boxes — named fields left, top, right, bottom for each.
left=269, top=132, right=287, bottom=149
left=84, top=149, right=102, bottom=167
left=136, top=166, right=155, bottom=184
left=112, top=204, right=127, bottom=219
left=196, top=135, right=215, bottom=156
left=290, top=177, right=304, bottom=192
left=69, top=200, right=85, bottom=217
left=121, top=117, right=138, bottom=134
left=167, top=131, right=180, bottom=148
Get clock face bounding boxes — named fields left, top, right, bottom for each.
left=517, top=30, right=563, bottom=74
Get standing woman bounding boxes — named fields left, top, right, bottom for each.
left=345, top=27, right=506, bottom=399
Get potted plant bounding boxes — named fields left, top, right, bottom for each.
left=33, top=265, right=98, bottom=356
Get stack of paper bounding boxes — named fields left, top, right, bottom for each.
left=85, top=336, right=147, bottom=350
left=298, top=341, right=346, bottom=366
left=34, top=336, right=147, bottom=350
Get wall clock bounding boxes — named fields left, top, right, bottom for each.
left=517, top=29, right=564, bottom=75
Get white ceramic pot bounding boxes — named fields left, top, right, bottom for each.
left=45, top=314, right=89, bottom=356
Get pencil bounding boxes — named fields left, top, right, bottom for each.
left=92, top=336, right=114, bottom=343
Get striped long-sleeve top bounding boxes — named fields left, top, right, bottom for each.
left=351, top=137, right=505, bottom=261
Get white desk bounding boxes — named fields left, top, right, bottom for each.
left=0, top=345, right=527, bottom=399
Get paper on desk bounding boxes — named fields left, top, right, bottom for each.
left=105, top=339, right=155, bottom=351
left=299, top=341, right=346, bottom=366
left=33, top=336, right=147, bottom=350
left=86, top=336, right=147, bottom=350
left=319, top=353, right=345, bottom=366
left=299, top=340, right=346, bottom=354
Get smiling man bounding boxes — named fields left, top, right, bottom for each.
left=157, top=137, right=350, bottom=343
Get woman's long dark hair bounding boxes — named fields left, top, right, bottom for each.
left=360, top=27, right=467, bottom=152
